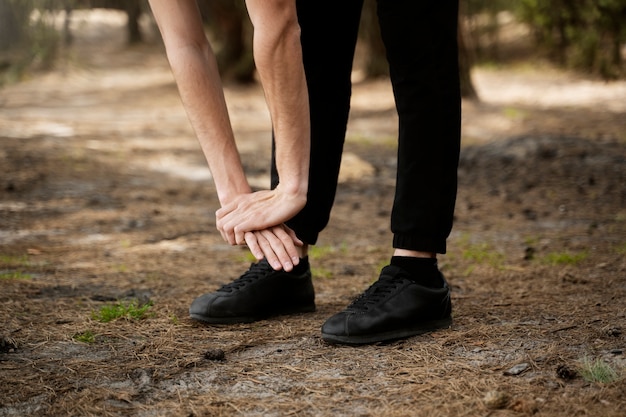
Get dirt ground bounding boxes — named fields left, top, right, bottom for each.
left=1, top=10, right=625, bottom=417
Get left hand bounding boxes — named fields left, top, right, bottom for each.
left=244, top=224, right=302, bottom=271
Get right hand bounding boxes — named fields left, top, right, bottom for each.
left=216, top=186, right=306, bottom=246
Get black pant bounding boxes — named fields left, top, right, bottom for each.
left=272, top=0, right=461, bottom=254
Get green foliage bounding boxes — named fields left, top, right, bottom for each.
left=516, top=0, right=626, bottom=78
left=0, top=254, right=34, bottom=280
left=578, top=357, right=621, bottom=383
left=0, top=0, right=61, bottom=85
left=92, top=300, right=154, bottom=323
left=311, top=267, right=333, bottom=279
left=240, top=251, right=258, bottom=264
left=0, top=254, right=30, bottom=267
left=462, top=242, right=505, bottom=267
left=502, top=107, right=527, bottom=120
left=309, top=245, right=336, bottom=260
left=542, top=250, right=589, bottom=266
left=0, top=271, right=32, bottom=280
left=73, top=330, right=96, bottom=344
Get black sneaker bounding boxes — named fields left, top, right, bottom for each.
left=189, top=258, right=315, bottom=324
left=321, top=265, right=452, bottom=345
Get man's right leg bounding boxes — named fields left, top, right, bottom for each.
left=190, top=0, right=363, bottom=324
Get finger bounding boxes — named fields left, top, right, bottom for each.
left=260, top=229, right=294, bottom=272
left=215, top=214, right=234, bottom=244
left=215, top=218, right=230, bottom=244
left=217, top=216, right=240, bottom=246
left=221, top=228, right=236, bottom=245
left=215, top=199, right=238, bottom=219
left=255, top=232, right=283, bottom=271
left=270, top=226, right=300, bottom=266
left=284, top=226, right=304, bottom=247
left=244, top=232, right=264, bottom=260
left=234, top=227, right=246, bottom=246
left=226, top=213, right=271, bottom=238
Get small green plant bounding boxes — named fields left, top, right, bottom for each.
left=578, top=357, right=620, bottom=384
left=309, top=245, right=335, bottom=260
left=92, top=300, right=154, bottom=323
left=542, top=250, right=589, bottom=266
left=73, top=330, right=96, bottom=344
left=462, top=242, right=504, bottom=267
left=462, top=265, right=476, bottom=277
left=0, top=255, right=30, bottom=267
left=312, top=267, right=333, bottom=279
left=503, top=107, right=526, bottom=120
left=0, top=271, right=32, bottom=280
left=523, top=236, right=541, bottom=247
left=239, top=251, right=258, bottom=263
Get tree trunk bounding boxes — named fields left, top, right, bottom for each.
left=199, top=0, right=254, bottom=83
left=0, top=0, right=27, bottom=52
left=124, top=0, right=143, bottom=44
left=458, top=17, right=479, bottom=100
left=360, top=0, right=388, bottom=78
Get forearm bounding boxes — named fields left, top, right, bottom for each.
left=149, top=0, right=251, bottom=205
left=167, top=44, right=251, bottom=204
left=246, top=0, right=310, bottom=200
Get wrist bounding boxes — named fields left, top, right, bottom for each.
left=217, top=186, right=251, bottom=208
left=276, top=179, right=308, bottom=202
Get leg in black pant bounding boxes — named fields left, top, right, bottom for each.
left=378, top=0, right=461, bottom=254
left=322, top=0, right=461, bottom=345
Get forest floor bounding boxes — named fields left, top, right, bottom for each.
left=1, top=10, right=625, bottom=417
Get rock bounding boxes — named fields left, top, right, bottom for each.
left=204, top=348, right=226, bottom=361
left=504, top=362, right=530, bottom=376
left=483, top=390, right=510, bottom=409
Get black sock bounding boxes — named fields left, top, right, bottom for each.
left=390, top=256, right=444, bottom=288
left=290, top=256, right=309, bottom=275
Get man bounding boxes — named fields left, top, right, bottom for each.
left=154, top=0, right=461, bottom=346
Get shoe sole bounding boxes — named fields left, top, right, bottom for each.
left=190, top=304, right=316, bottom=324
left=321, top=317, right=452, bottom=345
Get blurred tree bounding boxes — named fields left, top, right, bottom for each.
left=458, top=10, right=479, bottom=100
left=90, top=0, right=144, bottom=44
left=197, top=0, right=254, bottom=83
left=359, top=0, right=479, bottom=99
left=0, top=0, right=32, bottom=52
left=0, top=0, right=60, bottom=75
left=518, top=0, right=626, bottom=79
left=359, top=0, right=387, bottom=78
left=196, top=0, right=479, bottom=96
left=463, top=0, right=517, bottom=62
left=63, top=0, right=145, bottom=44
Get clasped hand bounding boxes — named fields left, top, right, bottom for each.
left=215, top=188, right=306, bottom=271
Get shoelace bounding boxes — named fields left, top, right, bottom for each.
left=219, top=260, right=273, bottom=293
left=348, top=274, right=403, bottom=311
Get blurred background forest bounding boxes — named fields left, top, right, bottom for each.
left=1, top=0, right=625, bottom=92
